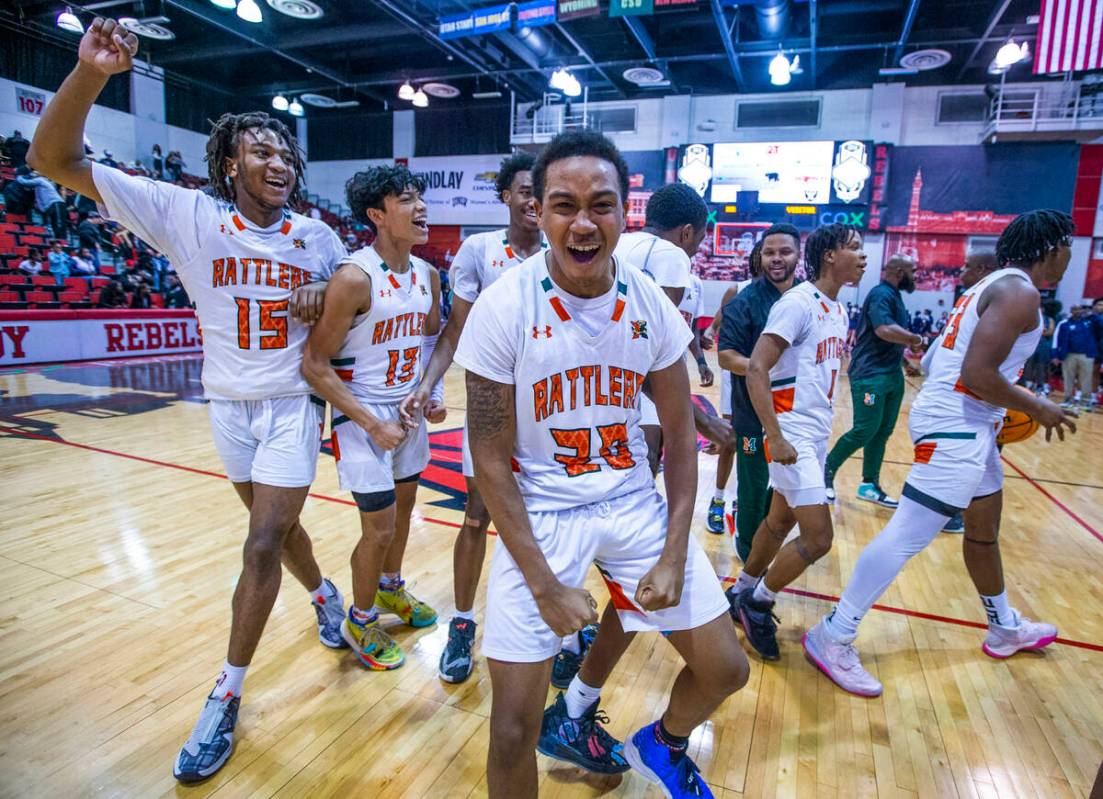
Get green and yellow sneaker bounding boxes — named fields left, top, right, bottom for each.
left=376, top=580, right=438, bottom=628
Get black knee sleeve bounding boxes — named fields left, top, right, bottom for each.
left=395, top=471, right=421, bottom=485
left=352, top=488, right=396, bottom=513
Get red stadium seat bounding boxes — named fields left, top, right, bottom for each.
left=150, top=293, right=165, bottom=308
left=31, top=276, right=56, bottom=287
left=59, top=291, right=85, bottom=304
left=26, top=291, right=59, bottom=307
left=90, top=276, right=110, bottom=289
left=99, top=264, right=116, bottom=275
left=0, top=290, right=21, bottom=302
left=90, top=289, right=102, bottom=304
left=63, top=277, right=89, bottom=294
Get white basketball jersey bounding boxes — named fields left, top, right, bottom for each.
left=454, top=253, right=692, bottom=512
left=91, top=163, right=346, bottom=401
left=761, top=281, right=848, bottom=442
left=678, top=274, right=704, bottom=327
left=916, top=267, right=1041, bottom=424
left=450, top=229, right=546, bottom=303
left=615, top=231, right=692, bottom=292
left=332, top=245, right=433, bottom=403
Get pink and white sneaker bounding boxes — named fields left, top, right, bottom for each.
left=803, top=620, right=883, bottom=697
left=981, top=613, right=1058, bottom=659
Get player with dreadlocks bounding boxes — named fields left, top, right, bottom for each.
left=727, top=223, right=864, bottom=662
left=28, top=18, right=350, bottom=782
left=806, top=209, right=1077, bottom=698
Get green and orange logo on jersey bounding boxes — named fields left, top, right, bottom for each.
left=630, top=320, right=648, bottom=340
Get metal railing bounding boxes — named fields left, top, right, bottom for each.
left=984, top=80, right=1103, bottom=135
left=510, top=92, right=592, bottom=141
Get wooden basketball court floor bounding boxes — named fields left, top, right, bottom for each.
left=1, top=352, right=1101, bottom=799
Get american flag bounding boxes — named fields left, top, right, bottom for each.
left=1034, top=0, right=1103, bottom=74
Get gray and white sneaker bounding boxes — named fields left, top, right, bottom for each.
left=439, top=617, right=477, bottom=683
left=312, top=578, right=349, bottom=649
left=803, top=620, right=882, bottom=697
left=981, top=611, right=1057, bottom=659
left=173, top=689, right=240, bottom=783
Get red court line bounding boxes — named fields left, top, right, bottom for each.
left=3, top=426, right=1098, bottom=653
left=719, top=577, right=1103, bottom=653
left=999, top=454, right=1103, bottom=545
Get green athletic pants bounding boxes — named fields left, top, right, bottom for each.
left=734, top=429, right=771, bottom=563
left=825, top=370, right=905, bottom=485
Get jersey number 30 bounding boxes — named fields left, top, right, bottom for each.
left=551, top=424, right=635, bottom=477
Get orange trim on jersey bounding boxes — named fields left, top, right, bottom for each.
left=230, top=213, right=247, bottom=232
left=599, top=571, right=644, bottom=614
left=548, top=295, right=570, bottom=322
left=914, top=441, right=937, bottom=464
left=611, top=298, right=626, bottom=322
left=331, top=429, right=342, bottom=461
left=772, top=387, right=795, bottom=413
left=953, top=378, right=982, bottom=400
left=763, top=437, right=772, bottom=463
left=820, top=301, right=830, bottom=313
left=279, top=219, right=292, bottom=235
left=335, top=368, right=354, bottom=382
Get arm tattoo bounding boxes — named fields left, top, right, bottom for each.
left=466, top=372, right=515, bottom=440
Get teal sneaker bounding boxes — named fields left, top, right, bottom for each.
left=855, top=482, right=898, bottom=509
left=706, top=497, right=725, bottom=534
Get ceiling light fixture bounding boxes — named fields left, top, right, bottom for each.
left=994, top=39, right=1029, bottom=69
left=412, top=88, right=428, bottom=108
left=236, top=0, right=263, bottom=23
left=549, top=68, right=581, bottom=97
left=769, top=51, right=796, bottom=86
left=398, top=81, right=415, bottom=101
left=56, top=7, right=84, bottom=33
left=272, top=94, right=289, bottom=111
left=288, top=97, right=304, bottom=116
left=210, top=0, right=237, bottom=9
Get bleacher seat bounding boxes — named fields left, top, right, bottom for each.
left=151, top=292, right=165, bottom=308
left=26, top=291, right=60, bottom=308
left=63, top=277, right=89, bottom=294
left=31, top=275, right=56, bottom=287
left=100, top=264, right=116, bottom=275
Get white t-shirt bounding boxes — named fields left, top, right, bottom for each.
left=615, top=231, right=692, bottom=292
left=92, top=163, right=346, bottom=400
left=761, top=281, right=848, bottom=442
left=678, top=274, right=705, bottom=326
left=450, top=228, right=546, bottom=303
left=454, top=252, right=691, bottom=512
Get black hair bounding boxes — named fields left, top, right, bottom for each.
left=531, top=130, right=630, bottom=202
left=1094, top=297, right=1103, bottom=305
left=345, top=165, right=427, bottom=234
left=804, top=223, right=859, bottom=279
left=748, top=240, right=763, bottom=278
left=760, top=222, right=801, bottom=250
left=205, top=112, right=305, bottom=206
left=496, top=151, right=536, bottom=199
left=996, top=209, right=1074, bottom=268
left=644, top=183, right=708, bottom=231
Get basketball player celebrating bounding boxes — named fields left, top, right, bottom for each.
left=727, top=224, right=864, bottom=661
left=456, top=131, right=747, bottom=799
left=717, top=227, right=800, bottom=562
left=28, top=18, right=351, bottom=782
left=399, top=152, right=547, bottom=685
left=615, top=183, right=712, bottom=474
left=805, top=210, right=1077, bottom=697
left=303, top=166, right=441, bottom=670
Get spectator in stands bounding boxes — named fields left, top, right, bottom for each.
left=1055, top=304, right=1098, bottom=409
left=98, top=279, right=128, bottom=308
left=3, top=166, right=36, bottom=217
left=47, top=240, right=71, bottom=286
left=910, top=309, right=925, bottom=336
left=308, top=206, right=322, bottom=220
left=76, top=213, right=103, bottom=269
left=17, top=169, right=69, bottom=240
left=164, top=274, right=191, bottom=308
left=1025, top=299, right=1059, bottom=395
left=71, top=247, right=97, bottom=276
left=18, top=247, right=44, bottom=275
left=165, top=150, right=184, bottom=181
left=130, top=282, right=152, bottom=309
left=922, top=308, right=934, bottom=338
left=99, top=150, right=119, bottom=169
left=1093, top=297, right=1103, bottom=396
left=149, top=144, right=163, bottom=179
left=5, top=131, right=30, bottom=168
left=73, top=190, right=98, bottom=219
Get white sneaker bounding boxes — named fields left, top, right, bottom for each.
left=981, top=612, right=1057, bottom=659
left=803, top=620, right=882, bottom=697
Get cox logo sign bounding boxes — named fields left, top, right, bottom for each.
left=820, top=210, right=865, bottom=226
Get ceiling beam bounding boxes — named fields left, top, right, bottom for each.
left=162, top=0, right=392, bottom=107
left=956, top=0, right=1012, bottom=78
left=623, top=17, right=656, bottom=60
left=891, top=0, right=921, bottom=65
left=554, top=23, right=626, bottom=97
left=154, top=22, right=409, bottom=65
left=808, top=0, right=817, bottom=89
left=709, top=0, right=744, bottom=91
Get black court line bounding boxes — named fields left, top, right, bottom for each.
left=882, top=458, right=1103, bottom=491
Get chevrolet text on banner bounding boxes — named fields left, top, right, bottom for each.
left=517, top=0, right=557, bottom=27
left=0, top=309, right=202, bottom=366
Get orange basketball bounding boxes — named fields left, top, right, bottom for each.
left=997, top=386, right=1039, bottom=445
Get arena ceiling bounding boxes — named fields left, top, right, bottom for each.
left=7, top=0, right=1050, bottom=110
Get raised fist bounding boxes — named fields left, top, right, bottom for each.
left=79, top=18, right=139, bottom=76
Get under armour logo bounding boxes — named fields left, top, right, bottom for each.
left=532, top=325, right=553, bottom=338
left=219, top=223, right=233, bottom=237
left=379, top=289, right=392, bottom=298
left=491, top=259, right=506, bottom=268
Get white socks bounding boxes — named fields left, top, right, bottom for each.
left=454, top=608, right=476, bottom=621
left=310, top=578, right=338, bottom=603
left=561, top=633, right=582, bottom=654
left=214, top=661, right=247, bottom=699
left=733, top=571, right=757, bottom=593
left=713, top=487, right=725, bottom=501
left=827, top=495, right=948, bottom=641
left=981, top=592, right=1015, bottom=627
left=752, top=577, right=777, bottom=604
left=564, top=675, right=603, bottom=719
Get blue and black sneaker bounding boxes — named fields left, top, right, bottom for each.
left=551, top=623, right=599, bottom=689
left=438, top=616, right=477, bottom=684
left=706, top=497, right=725, bottom=534
left=312, top=578, right=349, bottom=649
left=536, top=692, right=629, bottom=774
left=942, top=513, right=965, bottom=534
left=623, top=722, right=713, bottom=798
left=727, top=585, right=780, bottom=661
left=173, top=690, right=240, bottom=783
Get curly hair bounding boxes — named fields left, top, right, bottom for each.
left=995, top=209, right=1074, bottom=268
left=495, top=151, right=536, bottom=200
left=804, top=223, right=859, bottom=280
left=345, top=165, right=428, bottom=234
left=644, top=183, right=708, bottom=232
left=205, top=112, right=305, bottom=207
left=531, top=130, right=629, bottom=202
left=748, top=240, right=763, bottom=278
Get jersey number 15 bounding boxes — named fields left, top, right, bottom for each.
left=235, top=297, right=288, bottom=350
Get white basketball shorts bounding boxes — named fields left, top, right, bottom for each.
left=330, top=400, right=429, bottom=493
left=902, top=409, right=1003, bottom=515
left=483, top=488, right=730, bottom=663
left=208, top=394, right=325, bottom=488
left=765, top=434, right=828, bottom=507
left=719, top=370, right=732, bottom=418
